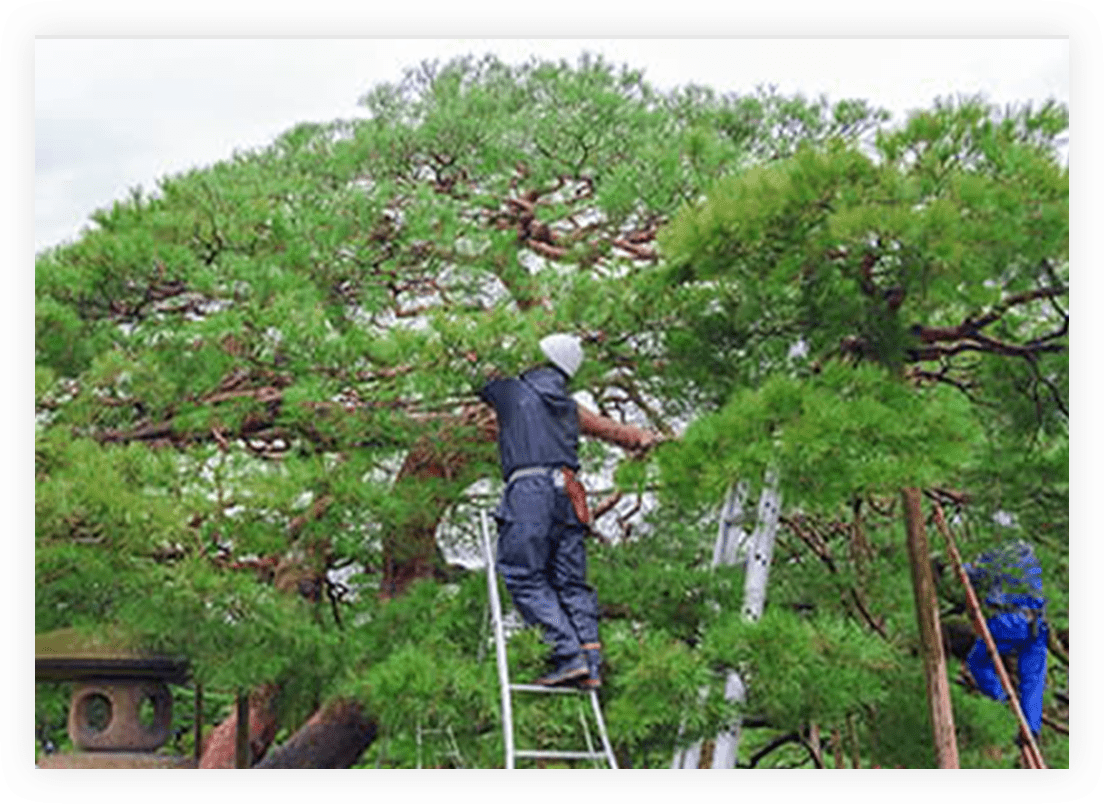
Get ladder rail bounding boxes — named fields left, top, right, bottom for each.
left=480, top=509, right=516, bottom=769
left=579, top=705, right=599, bottom=768
left=673, top=476, right=780, bottom=770
left=510, top=683, right=583, bottom=695
left=588, top=686, right=619, bottom=768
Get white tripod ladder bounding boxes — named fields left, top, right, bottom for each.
left=480, top=509, right=618, bottom=769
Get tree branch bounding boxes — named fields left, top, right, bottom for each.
left=747, top=731, right=801, bottom=768
left=968, top=285, right=1067, bottom=331
left=1047, top=626, right=1069, bottom=666
left=602, top=377, right=673, bottom=438
left=592, top=490, right=624, bottom=521
left=524, top=239, right=570, bottom=260
left=908, top=339, right=1064, bottom=362
left=783, top=515, right=888, bottom=639
left=1042, top=715, right=1068, bottom=736
left=905, top=364, right=993, bottom=408
left=611, top=238, right=658, bottom=262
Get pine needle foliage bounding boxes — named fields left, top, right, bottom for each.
left=36, top=53, right=1067, bottom=767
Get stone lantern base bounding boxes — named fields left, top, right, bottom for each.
left=38, top=752, right=196, bottom=769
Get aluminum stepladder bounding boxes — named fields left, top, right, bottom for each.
left=479, top=509, right=618, bottom=769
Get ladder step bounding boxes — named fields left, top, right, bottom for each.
left=509, top=683, right=589, bottom=695
left=515, top=750, right=609, bottom=761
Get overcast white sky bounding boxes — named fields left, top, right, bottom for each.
left=34, top=35, right=1070, bottom=252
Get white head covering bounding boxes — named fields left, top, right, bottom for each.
left=539, top=333, right=584, bottom=378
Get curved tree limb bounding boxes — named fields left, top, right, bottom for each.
left=198, top=682, right=280, bottom=768
left=746, top=731, right=801, bottom=768
left=252, top=699, right=377, bottom=768
left=908, top=338, right=1064, bottom=362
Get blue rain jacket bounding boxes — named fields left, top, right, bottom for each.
left=964, top=540, right=1045, bottom=612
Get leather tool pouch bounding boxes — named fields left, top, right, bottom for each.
left=562, top=468, right=590, bottom=525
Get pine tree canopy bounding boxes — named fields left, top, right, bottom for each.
left=36, top=53, right=1068, bottom=768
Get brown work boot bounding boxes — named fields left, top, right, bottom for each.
left=535, top=654, right=589, bottom=687
left=578, top=642, right=602, bottom=689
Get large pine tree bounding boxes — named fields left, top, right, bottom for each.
left=35, top=54, right=1068, bottom=768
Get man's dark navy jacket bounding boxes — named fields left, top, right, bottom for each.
left=480, top=366, right=580, bottom=481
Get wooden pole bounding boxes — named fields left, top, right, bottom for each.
left=930, top=501, right=1047, bottom=769
left=830, top=727, right=845, bottom=769
left=235, top=689, right=250, bottom=769
left=901, top=487, right=960, bottom=768
left=807, top=722, right=823, bottom=769
left=193, top=683, right=203, bottom=765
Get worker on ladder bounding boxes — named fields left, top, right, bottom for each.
left=477, top=333, right=661, bottom=689
left=962, top=540, right=1049, bottom=746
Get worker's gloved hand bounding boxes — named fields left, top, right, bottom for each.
left=465, top=351, right=504, bottom=387
left=633, top=430, right=666, bottom=456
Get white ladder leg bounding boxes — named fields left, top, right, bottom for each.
left=480, top=509, right=516, bottom=769
left=588, top=688, right=618, bottom=768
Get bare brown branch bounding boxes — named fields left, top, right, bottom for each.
left=525, top=240, right=570, bottom=260
left=592, top=490, right=624, bottom=521
left=969, top=285, right=1067, bottom=330
left=908, top=339, right=1064, bottom=362
left=611, top=238, right=658, bottom=262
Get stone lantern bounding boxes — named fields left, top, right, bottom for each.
left=36, top=628, right=197, bottom=769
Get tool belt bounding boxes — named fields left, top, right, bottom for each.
left=507, top=465, right=590, bottom=525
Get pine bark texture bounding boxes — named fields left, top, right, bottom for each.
left=198, top=683, right=280, bottom=769
left=253, top=699, right=378, bottom=769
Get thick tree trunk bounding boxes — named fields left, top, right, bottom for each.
left=901, top=487, right=959, bottom=769
left=380, top=404, right=497, bottom=598
left=252, top=699, right=377, bottom=768
left=235, top=690, right=249, bottom=768
left=198, top=683, right=280, bottom=768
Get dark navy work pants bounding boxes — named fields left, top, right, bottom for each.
left=494, top=474, right=599, bottom=662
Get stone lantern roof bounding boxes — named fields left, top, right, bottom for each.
left=35, top=627, right=190, bottom=684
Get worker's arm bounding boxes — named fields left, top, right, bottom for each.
left=467, top=350, right=505, bottom=398
left=577, top=404, right=662, bottom=451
